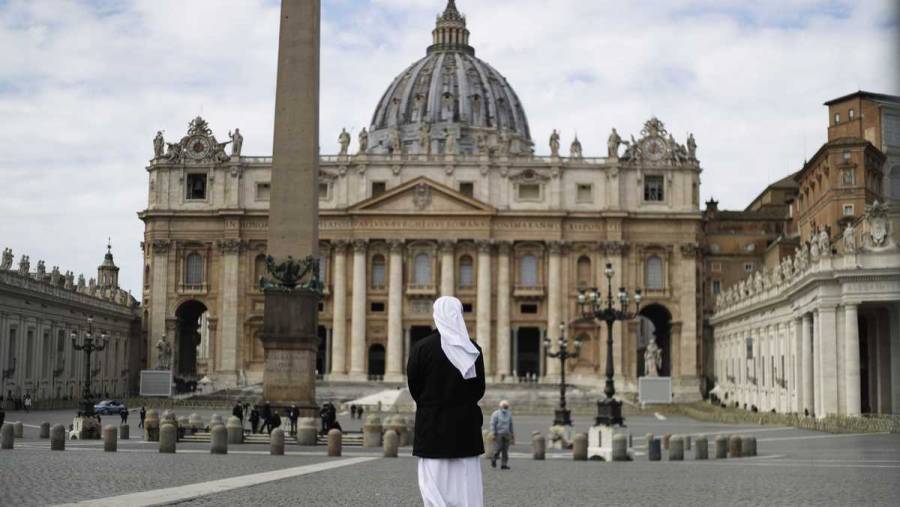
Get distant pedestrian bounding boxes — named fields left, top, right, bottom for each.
left=249, top=406, right=261, bottom=434
left=23, top=394, right=32, bottom=413
left=288, top=404, right=299, bottom=435
left=120, top=407, right=129, bottom=425
left=0, top=406, right=5, bottom=427
left=268, top=411, right=282, bottom=435
left=319, top=404, right=330, bottom=434
left=350, top=405, right=357, bottom=420
left=139, top=406, right=146, bottom=428
left=232, top=402, right=244, bottom=425
left=489, top=400, right=514, bottom=470
left=357, top=406, right=364, bottom=420
left=260, top=403, right=273, bottom=434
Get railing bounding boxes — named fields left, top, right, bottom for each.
left=406, top=284, right=437, bottom=296
left=513, top=285, right=544, bottom=298
left=237, top=153, right=614, bottom=165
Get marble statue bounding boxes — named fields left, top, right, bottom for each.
left=476, top=134, right=488, bottom=155
left=444, top=128, right=457, bottom=155
left=50, top=266, right=61, bottom=286
left=64, top=271, right=74, bottom=290
left=338, top=128, right=351, bottom=156
left=687, top=133, right=697, bottom=160
left=865, top=200, right=891, bottom=247
left=608, top=128, right=622, bottom=158
left=497, top=130, right=509, bottom=157
left=35, top=260, right=46, bottom=280
left=164, top=142, right=182, bottom=161
left=156, top=335, right=173, bottom=370
left=549, top=129, right=560, bottom=157
left=570, top=136, right=583, bottom=159
left=418, top=123, right=432, bottom=156
left=77, top=274, right=86, bottom=290
left=843, top=222, right=857, bottom=254
left=817, top=226, right=831, bottom=256
left=229, top=128, right=243, bottom=157
left=153, top=131, right=165, bottom=159
left=810, top=239, right=820, bottom=259
left=358, top=128, right=369, bottom=154
left=389, top=129, right=402, bottom=155
left=644, top=338, right=662, bottom=377
left=0, top=248, right=11, bottom=271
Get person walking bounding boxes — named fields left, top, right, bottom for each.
left=23, top=393, right=32, bottom=413
left=490, top=401, right=514, bottom=470
left=120, top=407, right=129, bottom=425
left=288, top=404, right=299, bottom=435
left=138, top=406, right=146, bottom=429
left=357, top=406, right=364, bottom=421
left=408, top=296, right=485, bottom=507
left=259, top=402, right=272, bottom=435
left=232, top=402, right=244, bottom=427
left=249, top=406, right=261, bottom=434
left=350, top=405, right=357, bottom=420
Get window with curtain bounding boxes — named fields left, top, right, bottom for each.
left=645, top=255, right=663, bottom=290
left=185, top=253, right=203, bottom=285
left=371, top=255, right=386, bottom=288
left=413, top=253, right=432, bottom=285
left=458, top=255, right=474, bottom=288
left=576, top=256, right=591, bottom=289
left=520, top=254, right=538, bottom=287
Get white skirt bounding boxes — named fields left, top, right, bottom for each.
left=417, top=457, right=484, bottom=507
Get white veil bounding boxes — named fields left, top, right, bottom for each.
left=433, top=296, right=480, bottom=379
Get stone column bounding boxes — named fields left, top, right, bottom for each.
left=495, top=242, right=512, bottom=380
left=349, top=239, right=368, bottom=381
left=678, top=244, right=699, bottom=384
left=476, top=241, right=493, bottom=377
left=385, top=240, right=404, bottom=382
left=818, top=307, right=838, bottom=416
left=545, top=242, right=562, bottom=378
left=149, top=240, right=171, bottom=369
left=844, top=304, right=861, bottom=416
left=218, top=240, right=243, bottom=384
left=439, top=240, right=455, bottom=298
left=329, top=241, right=348, bottom=378
left=792, top=318, right=802, bottom=412
left=801, top=314, right=813, bottom=415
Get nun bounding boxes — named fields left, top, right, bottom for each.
left=407, top=296, right=486, bottom=507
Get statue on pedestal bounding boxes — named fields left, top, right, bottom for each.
left=608, top=128, right=622, bottom=158
left=229, top=128, right=243, bottom=157
left=389, top=129, right=402, bottom=155
left=644, top=338, right=662, bottom=377
left=358, top=127, right=369, bottom=154
left=418, top=123, right=432, bottom=156
left=570, top=136, right=583, bottom=159
left=549, top=129, right=560, bottom=157
left=153, top=131, right=165, bottom=159
left=817, top=226, right=831, bottom=256
left=687, top=133, right=697, bottom=160
left=156, top=335, right=173, bottom=370
left=444, top=128, right=457, bottom=155
left=843, top=222, right=857, bottom=254
left=338, top=128, right=351, bottom=156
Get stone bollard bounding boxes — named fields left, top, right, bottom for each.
left=159, top=423, right=177, bottom=454
left=532, top=432, right=546, bottom=460
left=669, top=436, right=684, bottom=461
left=662, top=433, right=671, bottom=450
left=327, top=429, right=342, bottom=457
left=120, top=424, right=130, bottom=440
left=50, top=424, right=65, bottom=451
left=362, top=415, right=383, bottom=448
left=572, top=433, right=588, bottom=461
left=210, top=425, right=227, bottom=454
left=188, top=413, right=203, bottom=434
left=612, top=434, right=629, bottom=462
left=715, top=435, right=728, bottom=459
left=40, top=422, right=50, bottom=439
left=296, top=418, right=317, bottom=446
left=144, top=409, right=160, bottom=441
left=103, top=425, right=117, bottom=452
left=396, top=417, right=411, bottom=447
left=226, top=416, right=243, bottom=444
left=14, top=421, right=24, bottom=439
left=695, top=436, right=709, bottom=460
left=685, top=435, right=692, bottom=451
left=483, top=431, right=496, bottom=460
left=270, top=428, right=285, bottom=456
left=1, top=424, right=13, bottom=450
left=728, top=435, right=743, bottom=458
left=209, top=414, right=224, bottom=429
left=383, top=429, right=399, bottom=458
left=742, top=436, right=757, bottom=457
left=648, top=437, right=661, bottom=461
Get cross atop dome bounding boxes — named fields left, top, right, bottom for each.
left=439, top=0, right=464, bottom=22
left=430, top=0, right=473, bottom=55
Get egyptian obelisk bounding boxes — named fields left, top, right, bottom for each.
left=261, top=0, right=320, bottom=415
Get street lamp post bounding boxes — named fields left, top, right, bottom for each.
left=577, top=263, right=642, bottom=427
left=71, top=317, right=108, bottom=417
left=543, top=322, right=582, bottom=427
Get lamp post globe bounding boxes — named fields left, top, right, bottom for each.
left=544, top=321, right=581, bottom=427
left=71, top=317, right=108, bottom=418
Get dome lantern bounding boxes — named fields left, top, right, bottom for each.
left=429, top=0, right=473, bottom=56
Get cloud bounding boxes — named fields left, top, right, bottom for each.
left=0, top=0, right=897, bottom=299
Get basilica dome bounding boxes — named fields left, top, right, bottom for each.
left=367, top=0, right=533, bottom=156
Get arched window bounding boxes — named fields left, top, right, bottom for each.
left=890, top=165, right=900, bottom=200
left=371, top=254, right=386, bottom=288
left=413, top=253, right=432, bottom=285
left=520, top=255, right=538, bottom=287
left=458, top=255, right=474, bottom=288
left=645, top=255, right=664, bottom=290
left=254, top=254, right=267, bottom=284
left=576, top=256, right=591, bottom=289
left=185, top=253, right=203, bottom=285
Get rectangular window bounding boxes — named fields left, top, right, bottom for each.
left=644, top=175, right=664, bottom=202
left=256, top=182, right=271, bottom=201
left=744, top=263, right=755, bottom=273
left=520, top=304, right=539, bottom=314
left=459, top=182, right=474, bottom=198
left=318, top=302, right=324, bottom=313
left=462, top=303, right=473, bottom=313
left=186, top=173, right=207, bottom=200
left=842, top=150, right=851, bottom=162
left=576, top=184, right=593, bottom=203
left=843, top=204, right=854, bottom=216
left=518, top=183, right=541, bottom=201
left=834, top=112, right=841, bottom=125
left=319, top=183, right=330, bottom=200
left=711, top=280, right=721, bottom=295
left=842, top=169, right=854, bottom=186
left=710, top=262, right=722, bottom=273
left=370, top=302, right=385, bottom=313
left=371, top=181, right=387, bottom=197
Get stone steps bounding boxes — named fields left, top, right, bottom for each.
left=179, top=432, right=366, bottom=447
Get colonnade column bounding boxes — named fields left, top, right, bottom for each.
left=495, top=242, right=511, bottom=381
left=385, top=240, right=405, bottom=382
left=440, top=240, right=455, bottom=297
left=818, top=306, right=838, bottom=416
left=218, top=239, right=242, bottom=382
left=801, top=313, right=814, bottom=415
left=348, top=239, right=367, bottom=381
left=844, top=303, right=861, bottom=416
left=545, top=241, right=562, bottom=378
left=792, top=318, right=802, bottom=412
left=476, top=241, right=493, bottom=377
left=329, top=241, right=348, bottom=378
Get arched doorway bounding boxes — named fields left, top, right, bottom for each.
left=637, top=304, right=672, bottom=378
left=175, top=300, right=208, bottom=383
left=515, top=327, right=541, bottom=379
left=368, top=344, right=385, bottom=378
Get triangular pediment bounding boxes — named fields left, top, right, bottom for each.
left=349, top=176, right=495, bottom=215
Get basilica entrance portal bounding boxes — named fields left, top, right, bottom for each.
left=515, top=327, right=541, bottom=379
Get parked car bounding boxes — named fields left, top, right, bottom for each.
left=93, top=400, right=126, bottom=415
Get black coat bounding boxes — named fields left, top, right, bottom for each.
left=407, top=331, right=485, bottom=459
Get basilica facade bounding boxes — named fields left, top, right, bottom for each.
left=140, top=1, right=704, bottom=400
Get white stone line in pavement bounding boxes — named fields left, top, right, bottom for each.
left=654, top=413, right=667, bottom=421
left=758, top=432, right=890, bottom=442
left=53, top=457, right=378, bottom=507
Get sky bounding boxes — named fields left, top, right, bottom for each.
left=0, top=0, right=897, bottom=299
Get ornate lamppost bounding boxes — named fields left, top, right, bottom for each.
left=543, top=322, right=582, bottom=427
left=577, top=263, right=642, bottom=427
left=71, top=317, right=108, bottom=417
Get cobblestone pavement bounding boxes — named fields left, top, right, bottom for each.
left=1, top=409, right=898, bottom=506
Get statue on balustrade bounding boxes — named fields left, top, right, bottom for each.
left=153, top=131, right=165, bottom=159
left=358, top=127, right=369, bottom=154
left=570, top=136, right=583, bottom=159
left=608, top=128, right=622, bottom=158
left=549, top=129, right=560, bottom=157
left=229, top=128, right=243, bottom=157
left=0, top=248, right=12, bottom=271
left=338, top=128, right=351, bottom=156
left=843, top=222, right=857, bottom=254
